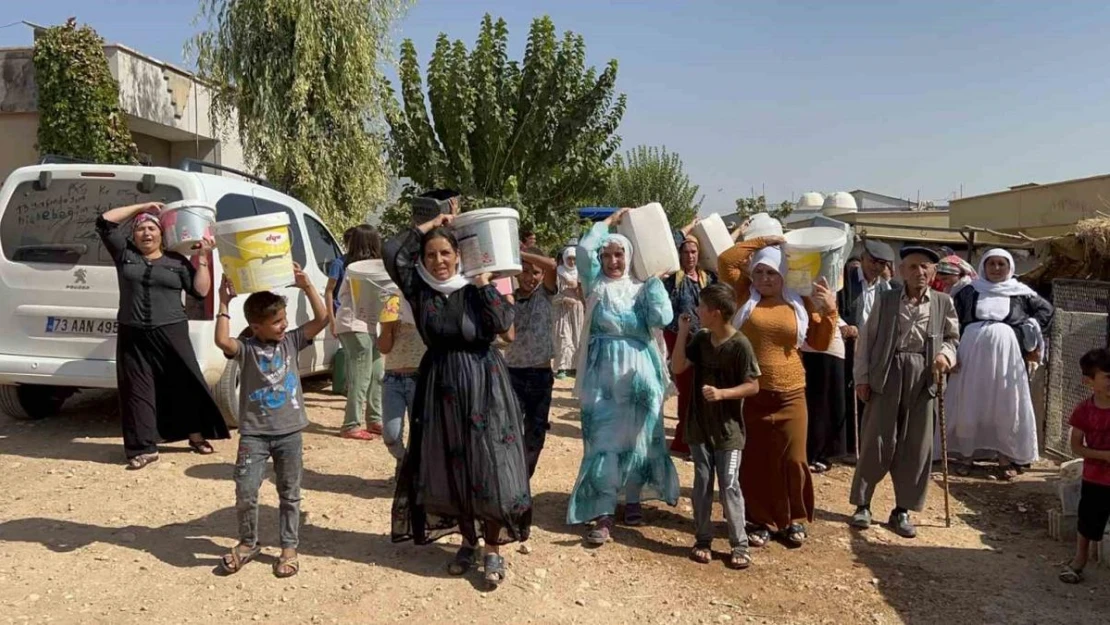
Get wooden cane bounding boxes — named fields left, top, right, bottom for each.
left=852, top=385, right=860, bottom=460
left=938, top=373, right=951, bottom=528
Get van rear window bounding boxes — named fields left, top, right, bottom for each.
left=1, top=179, right=183, bottom=265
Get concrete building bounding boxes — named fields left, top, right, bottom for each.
left=949, top=174, right=1110, bottom=238
left=0, top=40, right=247, bottom=182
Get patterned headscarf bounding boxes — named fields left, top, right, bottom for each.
left=674, top=236, right=709, bottom=288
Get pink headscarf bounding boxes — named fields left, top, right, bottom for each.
left=132, top=212, right=162, bottom=231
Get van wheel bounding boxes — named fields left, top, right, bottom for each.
left=0, top=385, right=68, bottom=420
left=214, top=359, right=240, bottom=429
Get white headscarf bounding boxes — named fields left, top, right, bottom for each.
left=557, top=247, right=578, bottom=285
left=730, top=246, right=809, bottom=348
left=573, top=233, right=672, bottom=399
left=971, top=248, right=1043, bottom=359
left=971, top=249, right=1036, bottom=297
left=416, top=256, right=473, bottom=295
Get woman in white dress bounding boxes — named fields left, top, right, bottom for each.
left=943, top=249, right=1054, bottom=479
left=552, top=247, right=584, bottom=379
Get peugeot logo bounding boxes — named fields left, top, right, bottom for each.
left=67, top=268, right=91, bottom=291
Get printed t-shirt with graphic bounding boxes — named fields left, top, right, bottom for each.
left=1069, top=398, right=1110, bottom=486
left=231, top=327, right=312, bottom=436
left=380, top=294, right=426, bottom=371
left=684, top=329, right=761, bottom=451
left=503, top=284, right=556, bottom=369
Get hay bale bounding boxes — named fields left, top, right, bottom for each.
left=1022, top=217, right=1110, bottom=290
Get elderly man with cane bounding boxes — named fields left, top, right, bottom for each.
left=848, top=246, right=959, bottom=538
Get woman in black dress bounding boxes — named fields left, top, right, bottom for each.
left=97, top=202, right=229, bottom=470
left=384, top=208, right=531, bottom=589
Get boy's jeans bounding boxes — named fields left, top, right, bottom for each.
left=235, top=431, right=303, bottom=549
left=508, top=367, right=554, bottom=477
left=690, top=443, right=749, bottom=550
left=382, top=371, right=417, bottom=462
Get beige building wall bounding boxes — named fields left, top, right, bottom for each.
left=950, top=174, right=1110, bottom=237
left=0, top=113, right=40, bottom=182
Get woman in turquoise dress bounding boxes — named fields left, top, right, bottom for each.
left=568, top=207, right=680, bottom=545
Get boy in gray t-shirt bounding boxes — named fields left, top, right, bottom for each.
left=214, top=263, right=329, bottom=579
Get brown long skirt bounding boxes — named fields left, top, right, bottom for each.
left=741, top=387, right=814, bottom=532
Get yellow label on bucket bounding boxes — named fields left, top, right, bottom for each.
left=217, top=224, right=294, bottom=293
left=786, top=251, right=821, bottom=292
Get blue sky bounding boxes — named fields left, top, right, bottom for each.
left=5, top=1, right=1110, bottom=213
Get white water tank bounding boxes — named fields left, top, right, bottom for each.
left=797, top=192, right=825, bottom=211
left=822, top=191, right=858, bottom=217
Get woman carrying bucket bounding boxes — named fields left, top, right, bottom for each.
left=662, top=217, right=717, bottom=458
left=96, top=202, right=229, bottom=470
left=717, top=233, right=838, bottom=547
left=567, top=207, right=680, bottom=546
left=552, top=246, right=584, bottom=379
left=334, top=225, right=385, bottom=440
left=383, top=202, right=530, bottom=589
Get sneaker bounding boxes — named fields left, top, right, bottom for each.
left=850, top=506, right=872, bottom=529
left=888, top=510, right=917, bottom=539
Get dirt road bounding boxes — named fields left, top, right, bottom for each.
left=0, top=379, right=1103, bottom=624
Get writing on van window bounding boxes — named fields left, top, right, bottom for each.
left=1, top=180, right=182, bottom=266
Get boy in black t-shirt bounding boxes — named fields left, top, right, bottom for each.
left=671, top=283, right=761, bottom=569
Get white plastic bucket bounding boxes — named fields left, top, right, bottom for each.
left=617, top=202, right=679, bottom=281
left=346, top=259, right=397, bottom=324
left=160, top=200, right=216, bottom=256
left=743, top=212, right=784, bottom=240
left=691, top=213, right=733, bottom=273
left=214, top=213, right=294, bottom=294
left=783, top=227, right=848, bottom=296
left=452, top=208, right=522, bottom=278
left=809, top=215, right=855, bottom=292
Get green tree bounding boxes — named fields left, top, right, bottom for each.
left=733, top=196, right=795, bottom=222
left=33, top=19, right=138, bottom=164
left=190, top=0, right=408, bottom=232
left=384, top=14, right=626, bottom=245
left=598, top=145, right=703, bottom=227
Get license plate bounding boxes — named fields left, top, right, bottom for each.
left=45, top=317, right=118, bottom=336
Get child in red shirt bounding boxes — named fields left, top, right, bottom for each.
left=1060, top=347, right=1110, bottom=584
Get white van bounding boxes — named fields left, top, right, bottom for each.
left=0, top=160, right=344, bottom=425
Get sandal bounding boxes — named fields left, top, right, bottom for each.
left=624, top=503, right=644, bottom=527
left=273, top=553, right=299, bottom=578
left=188, top=439, right=215, bottom=455
left=126, top=453, right=159, bottom=471
left=998, top=466, right=1019, bottom=481
left=586, top=516, right=613, bottom=546
left=447, top=544, right=477, bottom=575
left=483, top=553, right=506, bottom=588
left=1059, top=565, right=1084, bottom=584
left=784, top=523, right=807, bottom=547
left=747, top=527, right=771, bottom=548
left=219, top=543, right=261, bottom=574
left=366, top=422, right=384, bottom=436
left=689, top=544, right=712, bottom=565
left=727, top=549, right=753, bottom=570
left=810, top=461, right=830, bottom=474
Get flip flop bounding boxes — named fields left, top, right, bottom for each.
left=220, top=544, right=261, bottom=574
left=188, top=440, right=215, bottom=455
left=126, top=453, right=159, bottom=471
left=689, top=545, right=712, bottom=564
left=1059, top=565, right=1083, bottom=584
left=728, top=549, right=753, bottom=570
left=447, top=545, right=477, bottom=576
left=274, top=554, right=299, bottom=578
left=483, top=553, right=506, bottom=588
